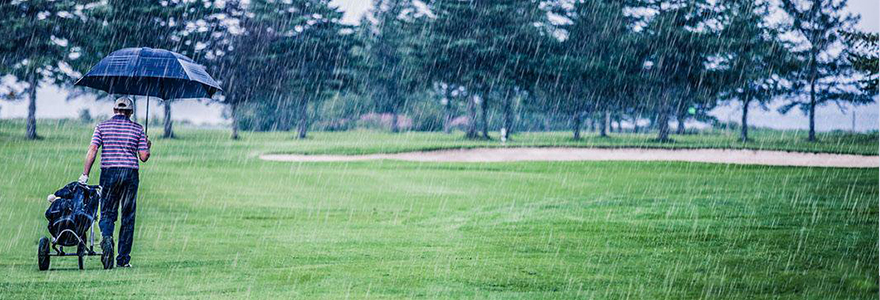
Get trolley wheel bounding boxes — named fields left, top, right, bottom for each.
left=77, top=244, right=85, bottom=270
left=38, top=237, right=50, bottom=271
left=101, top=237, right=114, bottom=270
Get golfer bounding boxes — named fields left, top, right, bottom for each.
left=80, top=96, right=151, bottom=269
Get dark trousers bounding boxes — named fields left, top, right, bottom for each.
left=99, top=167, right=139, bottom=265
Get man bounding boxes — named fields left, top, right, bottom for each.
left=80, top=96, right=151, bottom=269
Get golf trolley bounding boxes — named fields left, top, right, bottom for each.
left=37, top=220, right=110, bottom=270
left=38, top=183, right=113, bottom=270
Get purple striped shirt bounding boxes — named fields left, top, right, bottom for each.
left=91, top=115, right=149, bottom=169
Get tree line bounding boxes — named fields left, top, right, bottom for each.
left=1, top=0, right=876, bottom=142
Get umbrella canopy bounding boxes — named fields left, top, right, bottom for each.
left=74, top=47, right=221, bottom=100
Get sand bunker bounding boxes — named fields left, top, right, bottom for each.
left=260, top=147, right=878, bottom=168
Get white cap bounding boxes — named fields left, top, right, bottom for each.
left=114, top=96, right=134, bottom=110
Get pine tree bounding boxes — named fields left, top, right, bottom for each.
left=716, top=0, right=797, bottom=142
left=842, top=31, right=878, bottom=95
left=779, top=0, right=872, bottom=141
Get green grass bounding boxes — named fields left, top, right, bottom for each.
left=2, top=119, right=878, bottom=156
left=263, top=128, right=878, bottom=156
left=0, top=120, right=877, bottom=299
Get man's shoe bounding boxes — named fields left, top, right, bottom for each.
left=117, top=263, right=132, bottom=268
left=101, top=237, right=114, bottom=270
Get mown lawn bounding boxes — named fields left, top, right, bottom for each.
left=0, top=120, right=877, bottom=299
left=1, top=119, right=878, bottom=156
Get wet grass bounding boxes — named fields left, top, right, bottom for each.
left=264, top=128, right=878, bottom=156
left=0, top=120, right=877, bottom=299
left=1, top=119, right=878, bottom=156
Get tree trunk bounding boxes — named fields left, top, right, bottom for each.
left=740, top=97, right=750, bottom=142
left=297, top=97, right=309, bottom=139
left=599, top=107, right=609, bottom=137
left=390, top=109, right=400, bottom=133
left=163, top=100, right=174, bottom=138
left=632, top=115, right=640, bottom=133
left=808, top=84, right=816, bottom=141
left=465, top=96, right=478, bottom=139
left=657, top=111, right=670, bottom=141
left=501, top=96, right=512, bottom=141
left=807, top=47, right=818, bottom=142
left=443, top=95, right=453, bottom=134
left=656, top=94, right=671, bottom=142
left=467, top=96, right=479, bottom=138
left=26, top=71, right=38, bottom=140
left=480, top=95, right=489, bottom=139
left=572, top=112, right=582, bottom=140
left=230, top=102, right=240, bottom=140
left=609, top=116, right=615, bottom=132
left=675, top=110, right=686, bottom=135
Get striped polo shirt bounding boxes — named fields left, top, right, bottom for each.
left=91, top=115, right=149, bottom=169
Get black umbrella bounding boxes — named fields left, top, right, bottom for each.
left=75, top=47, right=222, bottom=135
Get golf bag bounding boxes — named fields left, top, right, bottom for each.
left=45, top=182, right=101, bottom=247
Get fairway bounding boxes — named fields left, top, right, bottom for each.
left=0, top=122, right=877, bottom=299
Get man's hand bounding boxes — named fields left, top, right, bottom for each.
left=78, top=174, right=89, bottom=184
left=47, top=194, right=57, bottom=203
left=139, top=138, right=151, bottom=162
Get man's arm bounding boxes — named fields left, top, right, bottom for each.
left=138, top=130, right=153, bottom=162
left=138, top=137, right=151, bottom=162
left=83, top=144, right=98, bottom=176
left=82, top=125, right=102, bottom=181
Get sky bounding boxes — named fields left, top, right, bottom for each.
left=1, top=0, right=877, bottom=132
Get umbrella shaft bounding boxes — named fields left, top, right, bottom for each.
left=145, top=96, right=149, bottom=136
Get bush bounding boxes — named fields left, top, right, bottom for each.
left=78, top=109, right=93, bottom=123
left=357, top=113, right=412, bottom=131
left=405, top=98, right=444, bottom=131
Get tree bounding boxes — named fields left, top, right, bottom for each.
left=534, top=76, right=588, bottom=139
left=202, top=0, right=352, bottom=139
left=0, top=0, right=84, bottom=139
left=635, top=0, right=718, bottom=142
left=358, top=0, right=424, bottom=133
left=842, top=31, right=878, bottom=95
left=424, top=0, right=547, bottom=140
left=275, top=1, right=353, bottom=139
left=779, top=0, right=872, bottom=141
left=561, top=0, right=642, bottom=139
left=716, top=0, right=795, bottom=142
left=204, top=0, right=274, bottom=139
